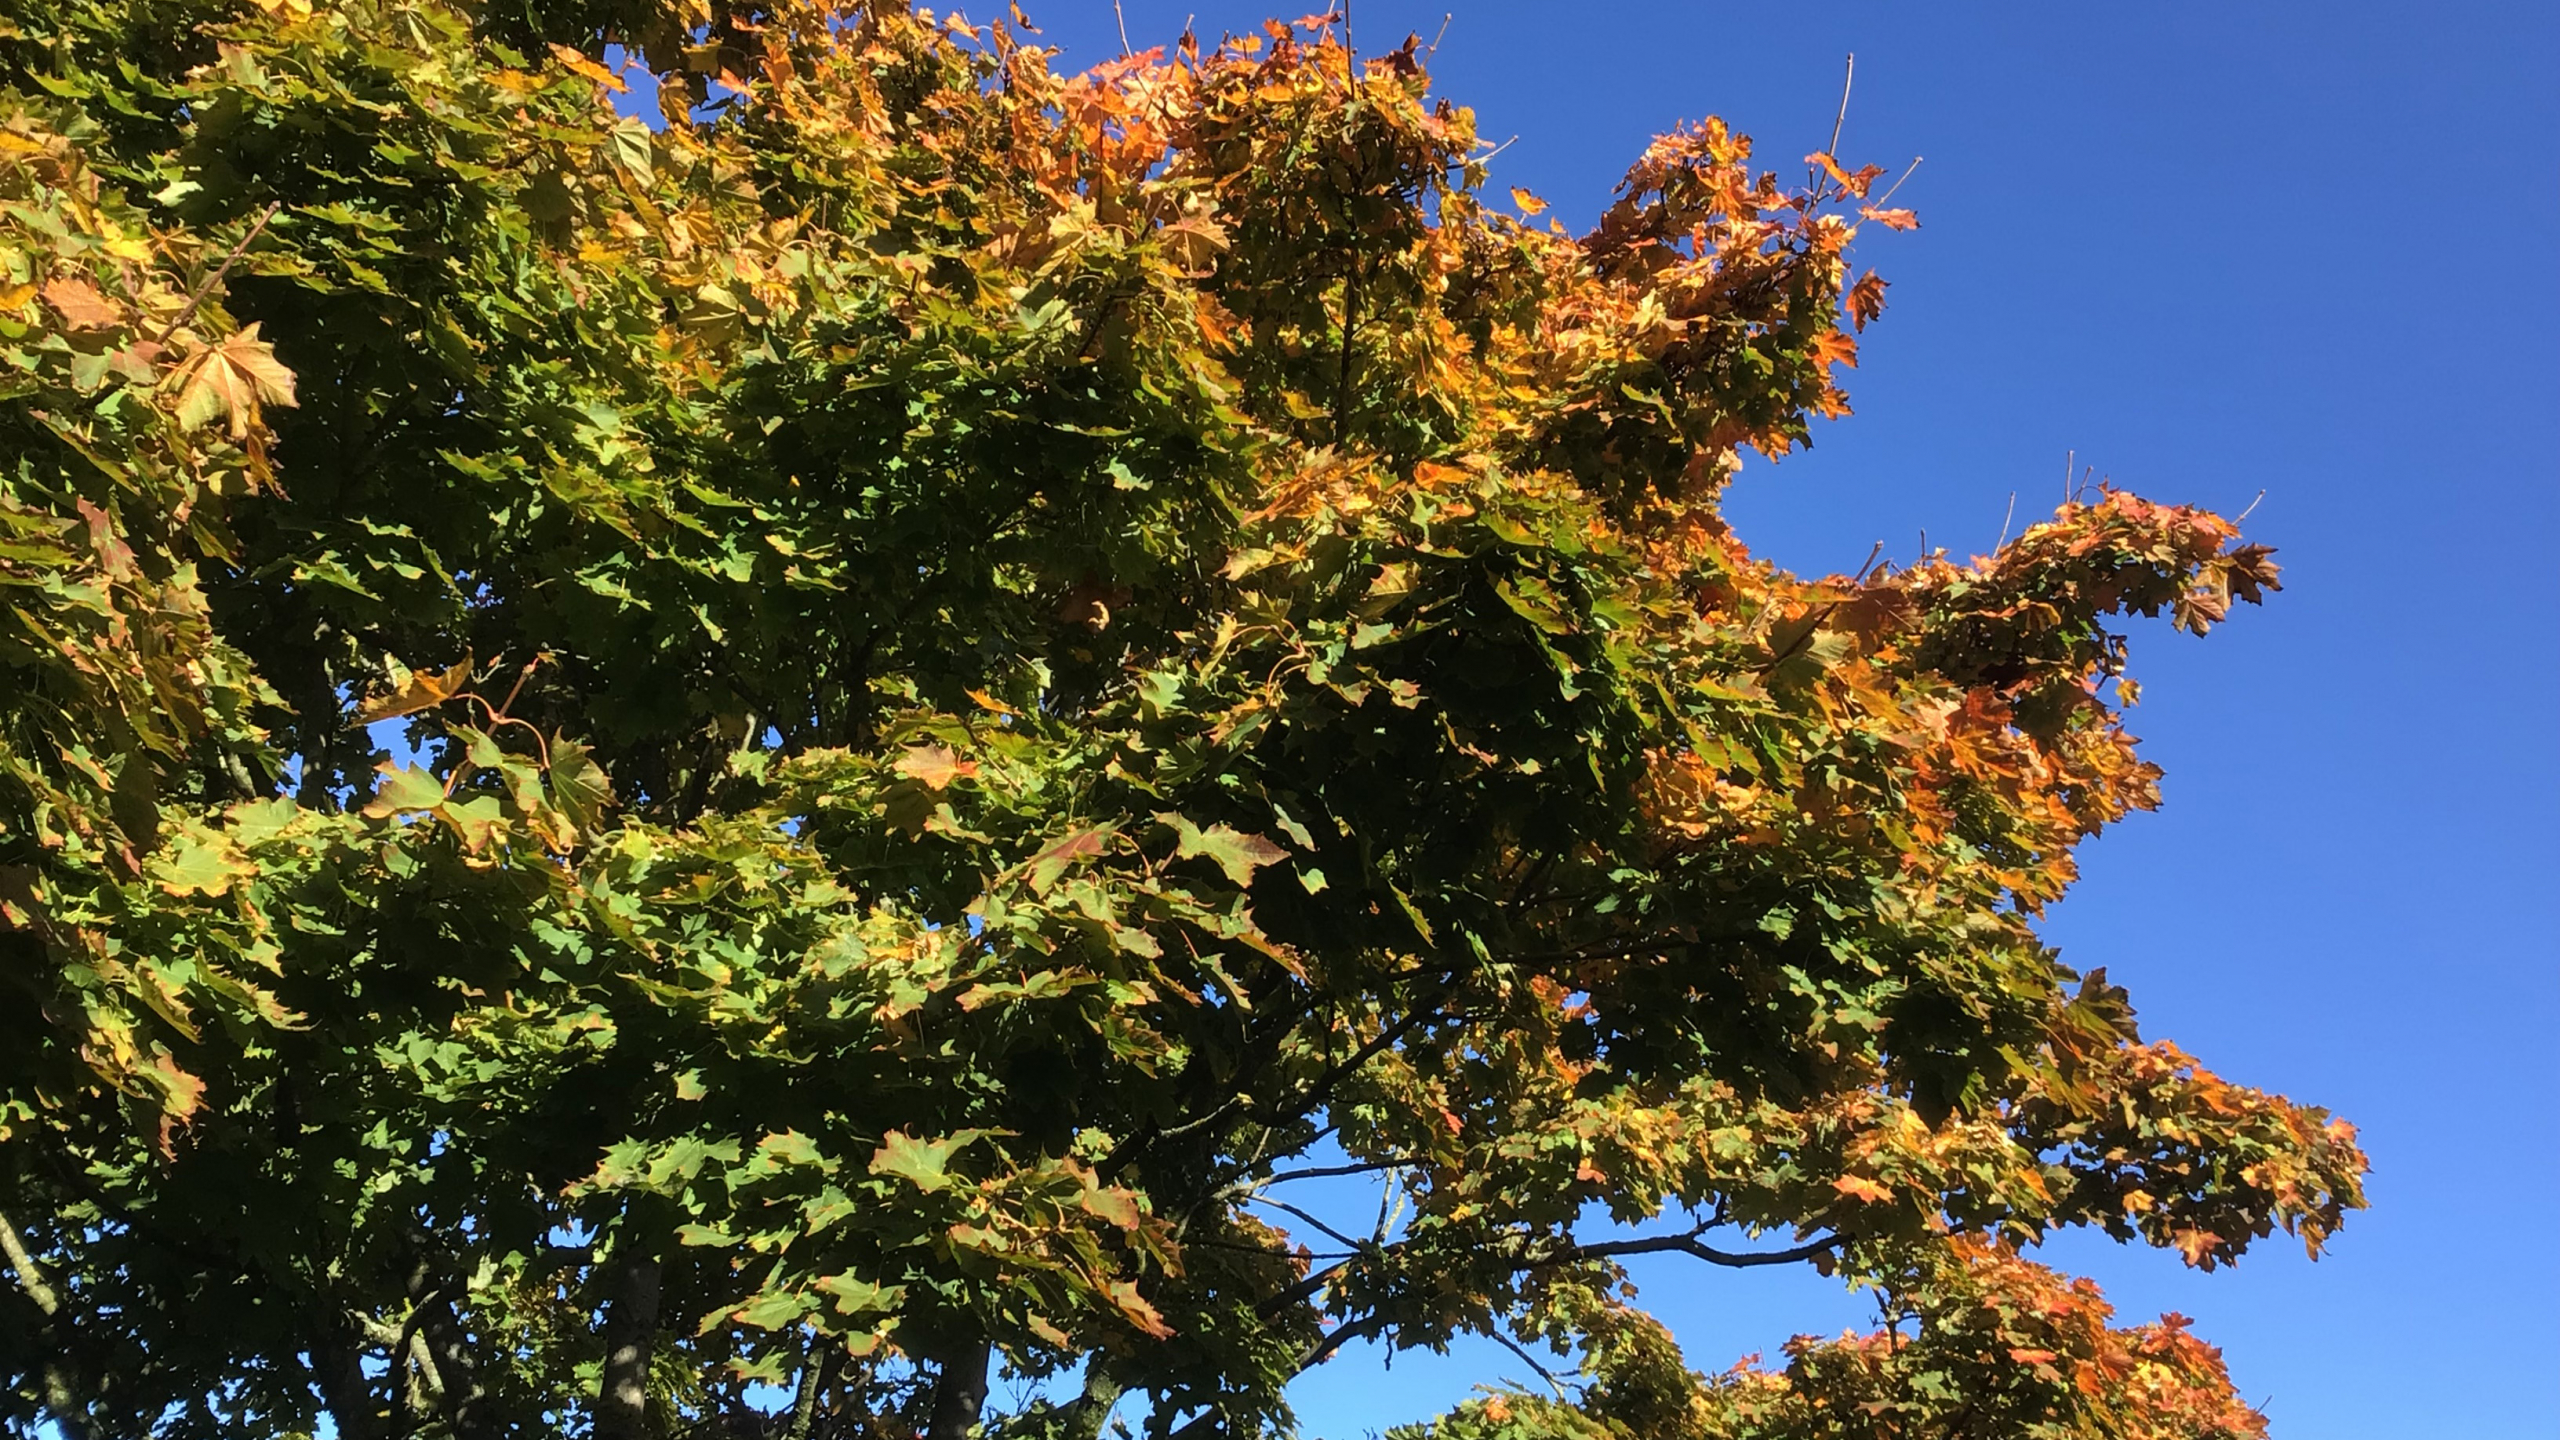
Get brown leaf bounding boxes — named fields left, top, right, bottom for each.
left=1846, top=271, right=1889, bottom=332
left=172, top=323, right=298, bottom=438
left=42, top=276, right=121, bottom=332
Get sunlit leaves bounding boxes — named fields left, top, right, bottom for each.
left=0, top=1, right=2356, bottom=1436
left=168, top=325, right=298, bottom=438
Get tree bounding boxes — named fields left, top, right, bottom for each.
left=0, top=1, right=2365, bottom=1436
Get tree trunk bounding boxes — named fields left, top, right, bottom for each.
left=594, top=1253, right=663, bottom=1440
left=419, top=1292, right=495, bottom=1437
left=308, top=1310, right=386, bottom=1440
left=926, top=1339, right=991, bottom=1440
left=0, top=1211, right=98, bottom=1440
left=782, top=1340, right=843, bottom=1440
left=1061, top=1363, right=1127, bottom=1440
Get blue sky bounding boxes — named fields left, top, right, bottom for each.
left=946, top=1, right=2556, bottom=1435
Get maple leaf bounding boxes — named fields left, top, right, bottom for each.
left=813, top=1274, right=902, bottom=1318
left=545, top=739, right=612, bottom=838
left=871, top=1129, right=987, bottom=1194
left=1847, top=270, right=1889, bottom=332
left=1027, top=824, right=1114, bottom=893
left=1165, top=813, right=1289, bottom=887
left=894, top=743, right=977, bottom=789
left=170, top=323, right=297, bottom=438
left=353, top=654, right=474, bottom=723
left=1833, top=1175, right=1894, bottom=1204
left=1859, top=205, right=1921, bottom=230
left=360, top=762, right=449, bottom=818
left=150, top=829, right=254, bottom=897
left=547, top=42, right=627, bottom=91
left=41, top=276, right=121, bottom=331
left=1079, top=1183, right=1145, bottom=1229
left=1105, top=1279, right=1175, bottom=1339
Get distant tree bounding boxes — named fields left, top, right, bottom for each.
left=0, top=2, right=2364, bottom=1436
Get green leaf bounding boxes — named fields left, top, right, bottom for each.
left=150, top=828, right=252, bottom=896
left=547, top=739, right=611, bottom=836
left=869, top=1129, right=986, bottom=1194
left=729, top=1290, right=808, bottom=1330
left=607, top=118, right=654, bottom=185
left=361, top=763, right=447, bottom=818
left=1163, top=813, right=1289, bottom=887
left=1027, top=824, right=1114, bottom=894
left=814, top=1274, right=903, bottom=1318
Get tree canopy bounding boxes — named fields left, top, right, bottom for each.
left=0, top=1, right=2365, bottom=1436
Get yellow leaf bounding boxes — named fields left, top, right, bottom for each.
left=354, top=655, right=475, bottom=723
left=172, top=323, right=297, bottom=438
left=549, top=42, right=629, bottom=92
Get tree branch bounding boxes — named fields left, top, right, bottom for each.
left=1558, top=1228, right=1841, bottom=1270
left=1291, top=1312, right=1389, bottom=1375
left=0, top=1209, right=97, bottom=1440
left=1241, top=1194, right=1372, bottom=1255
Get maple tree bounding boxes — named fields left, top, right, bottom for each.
left=0, top=0, right=2366, bottom=1436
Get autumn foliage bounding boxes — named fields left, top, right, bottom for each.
left=0, top=1, right=2361, bottom=1437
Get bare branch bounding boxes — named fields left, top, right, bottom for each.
left=1560, top=1228, right=1841, bottom=1270
left=1244, top=1194, right=1372, bottom=1255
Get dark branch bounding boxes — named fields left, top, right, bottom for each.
left=1558, top=1228, right=1842, bottom=1270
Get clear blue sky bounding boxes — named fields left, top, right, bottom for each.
left=968, top=1, right=2557, bottom=1435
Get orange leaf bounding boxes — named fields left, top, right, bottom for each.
left=1858, top=205, right=1920, bottom=231
left=895, top=743, right=977, bottom=790
left=1846, top=271, right=1889, bottom=332
left=42, top=276, right=120, bottom=332
left=1107, top=1278, right=1174, bottom=1338
left=354, top=655, right=475, bottom=724
left=549, top=42, right=628, bottom=91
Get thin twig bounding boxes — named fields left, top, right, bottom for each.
left=1111, top=0, right=1132, bottom=57
left=1809, top=53, right=1855, bottom=201
left=1850, top=538, right=1886, bottom=584
left=1872, top=155, right=1924, bottom=208
left=1332, top=261, right=1364, bottom=447
left=497, top=652, right=544, bottom=714
left=1995, top=491, right=2017, bottom=551
left=1489, top=1328, right=1571, bottom=1398
left=1427, top=11, right=1451, bottom=54
left=459, top=693, right=554, bottom=769
left=153, top=201, right=282, bottom=346
left=1244, top=1194, right=1374, bottom=1255
left=2235, top=488, right=2267, bottom=524
left=1253, top=1157, right=1418, bottom=1190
